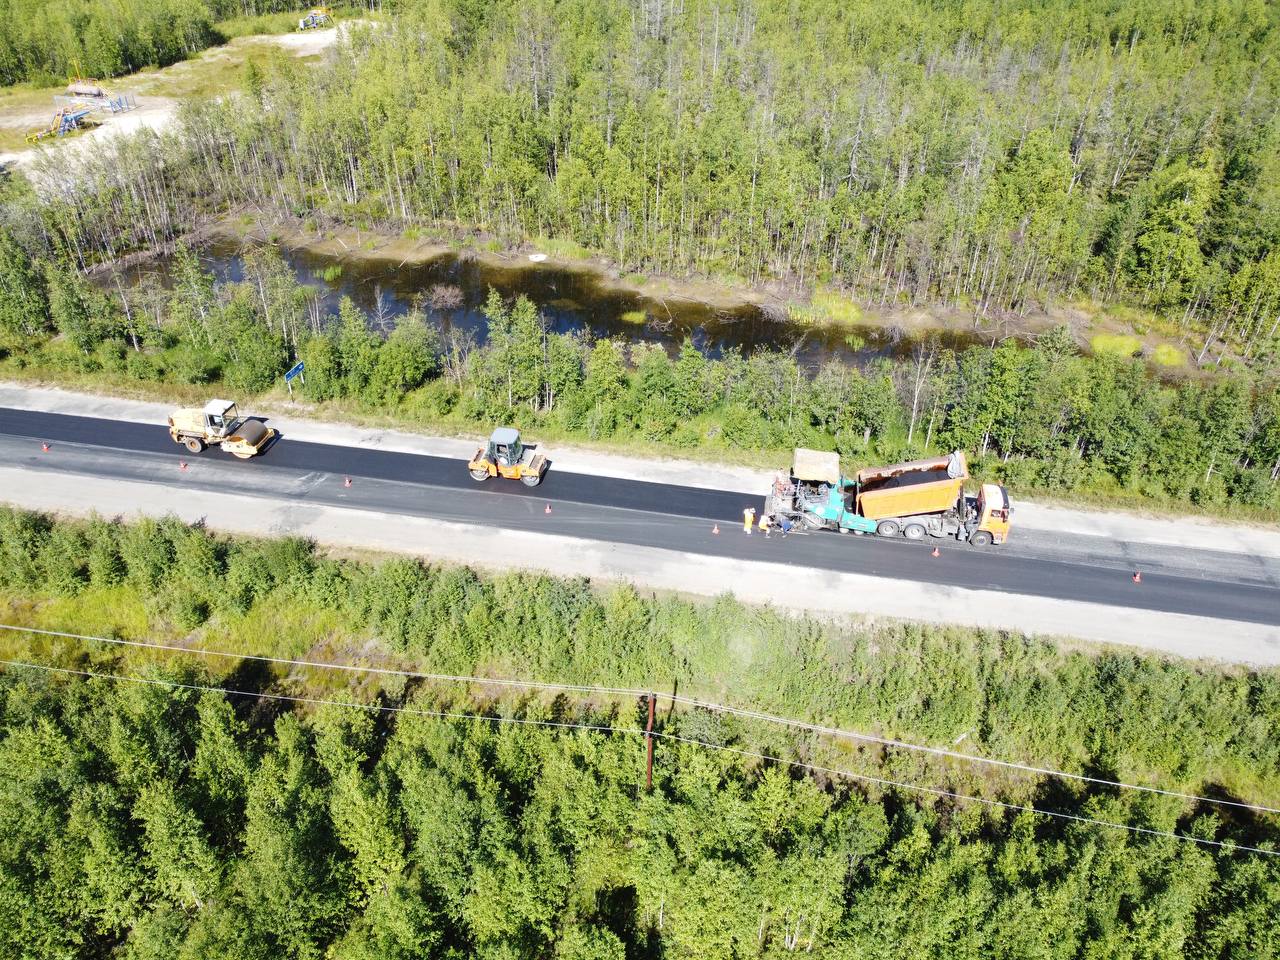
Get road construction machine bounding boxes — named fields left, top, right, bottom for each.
left=297, top=7, right=332, bottom=29
left=468, top=427, right=548, bottom=486
left=168, top=400, right=275, bottom=459
left=766, top=449, right=1012, bottom=545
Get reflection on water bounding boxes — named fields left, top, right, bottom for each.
left=134, top=236, right=995, bottom=368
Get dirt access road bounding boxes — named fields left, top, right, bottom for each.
left=0, top=26, right=348, bottom=169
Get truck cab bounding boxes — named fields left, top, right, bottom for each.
left=971, top=483, right=1012, bottom=545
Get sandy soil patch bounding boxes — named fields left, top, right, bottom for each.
left=0, top=24, right=355, bottom=168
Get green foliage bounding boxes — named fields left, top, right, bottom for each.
left=38, top=523, right=89, bottom=596
left=43, top=262, right=103, bottom=355
left=118, top=516, right=176, bottom=593
left=134, top=780, right=222, bottom=909
left=0, top=0, right=301, bottom=85
left=0, top=509, right=1279, bottom=956
left=16, top=0, right=1280, bottom=370
left=335, top=296, right=381, bottom=397
left=373, top=312, right=440, bottom=404
left=0, top=229, right=48, bottom=340
left=84, top=515, right=124, bottom=587
left=214, top=294, right=287, bottom=394
left=0, top=506, right=47, bottom=588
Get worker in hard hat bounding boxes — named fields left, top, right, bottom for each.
left=743, top=507, right=755, bottom=534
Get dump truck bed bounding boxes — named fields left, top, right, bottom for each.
left=855, top=452, right=967, bottom=520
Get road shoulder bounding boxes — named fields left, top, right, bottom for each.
left=1, top=464, right=1276, bottom=666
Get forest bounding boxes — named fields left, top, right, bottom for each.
left=0, top=0, right=312, bottom=85
left=0, top=507, right=1278, bottom=958
left=4, top=3, right=1280, bottom=956
left=8, top=0, right=1280, bottom=364
left=1, top=234, right=1278, bottom=511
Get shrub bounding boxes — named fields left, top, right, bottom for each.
left=0, top=507, right=48, bottom=588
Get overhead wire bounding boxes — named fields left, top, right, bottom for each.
left=660, top=693, right=1280, bottom=814
left=0, top=658, right=621, bottom=735
left=650, top=730, right=1280, bottom=858
left=1, top=655, right=1276, bottom=858
left=0, top=624, right=647, bottom=696
left=2, top=622, right=1278, bottom=816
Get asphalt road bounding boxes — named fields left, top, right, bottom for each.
left=3, top=406, right=1278, bottom=627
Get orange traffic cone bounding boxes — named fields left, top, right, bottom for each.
left=344, top=476, right=352, bottom=488
left=40, top=442, right=49, bottom=453
left=712, top=523, right=720, bottom=534
left=931, top=547, right=940, bottom=558
left=544, top=503, right=552, bottom=514
left=1132, top=571, right=1141, bottom=583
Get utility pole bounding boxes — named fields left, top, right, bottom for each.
left=645, top=693, right=656, bottom=792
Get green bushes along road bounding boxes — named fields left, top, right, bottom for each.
left=1, top=508, right=1279, bottom=957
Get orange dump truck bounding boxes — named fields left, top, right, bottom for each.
left=766, top=449, right=1013, bottom=546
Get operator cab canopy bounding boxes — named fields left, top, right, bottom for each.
left=204, top=399, right=238, bottom=430
left=490, top=427, right=520, bottom=447
left=488, top=426, right=522, bottom=465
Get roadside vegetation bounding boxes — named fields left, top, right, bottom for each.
left=1, top=507, right=1278, bottom=957
left=1, top=237, right=1278, bottom=514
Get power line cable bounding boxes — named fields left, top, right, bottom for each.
left=3, top=622, right=1278, bottom=816
left=1, top=655, right=1275, bottom=859
left=661, top=693, right=1280, bottom=814
left=0, top=624, right=646, bottom=696
left=0, top=657, right=621, bottom=735
left=651, top=730, right=1280, bottom=858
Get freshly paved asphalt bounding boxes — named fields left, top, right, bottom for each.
left=2, top=406, right=1278, bottom=627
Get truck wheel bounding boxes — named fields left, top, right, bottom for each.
left=519, top=472, right=543, bottom=487
left=903, top=523, right=926, bottom=540
left=876, top=520, right=901, bottom=538
left=184, top=438, right=204, bottom=453
left=469, top=468, right=490, bottom=482
left=970, top=530, right=994, bottom=547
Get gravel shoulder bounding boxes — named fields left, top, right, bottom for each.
left=2, top=463, right=1276, bottom=666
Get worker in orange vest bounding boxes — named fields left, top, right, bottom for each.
left=743, top=507, right=755, bottom=534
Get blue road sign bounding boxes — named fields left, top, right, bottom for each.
left=284, top=361, right=305, bottom=382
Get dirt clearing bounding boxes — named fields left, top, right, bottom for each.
left=0, top=25, right=355, bottom=168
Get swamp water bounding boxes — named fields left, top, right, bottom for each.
left=133, top=236, right=992, bottom=368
